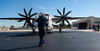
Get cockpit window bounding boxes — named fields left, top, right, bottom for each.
left=45, top=14, right=49, bottom=16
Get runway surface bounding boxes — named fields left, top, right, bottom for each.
left=0, top=29, right=100, bottom=51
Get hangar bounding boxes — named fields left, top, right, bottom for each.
left=72, top=16, right=100, bottom=29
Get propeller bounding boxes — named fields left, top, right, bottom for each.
left=54, top=7, right=72, bottom=27
left=18, top=8, right=38, bottom=27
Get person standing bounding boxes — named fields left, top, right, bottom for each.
left=35, top=13, right=48, bottom=47
left=97, top=24, right=99, bottom=31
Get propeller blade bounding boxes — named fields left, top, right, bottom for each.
left=24, top=8, right=28, bottom=17
left=23, top=21, right=27, bottom=27
left=26, top=24, right=29, bottom=27
left=28, top=8, right=33, bottom=15
left=56, top=19, right=62, bottom=23
left=18, top=13, right=26, bottom=17
left=29, top=21, right=32, bottom=27
left=62, top=20, right=65, bottom=26
left=30, top=13, right=38, bottom=18
left=18, top=19, right=25, bottom=22
left=57, top=9, right=63, bottom=16
left=63, top=7, right=65, bottom=15
left=54, top=15, right=61, bottom=18
left=27, top=22, right=31, bottom=27
left=65, top=11, right=72, bottom=16
left=26, top=20, right=32, bottom=27
left=65, top=19, right=70, bottom=26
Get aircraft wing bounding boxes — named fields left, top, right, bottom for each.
left=67, top=17, right=89, bottom=19
left=0, top=18, right=34, bottom=20
left=52, top=17, right=89, bottom=22
left=0, top=18, right=35, bottom=22
left=0, top=18, right=25, bottom=20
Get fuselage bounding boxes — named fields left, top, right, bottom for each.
left=32, top=13, right=53, bottom=32
left=43, top=13, right=53, bottom=31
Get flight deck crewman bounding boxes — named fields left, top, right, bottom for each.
left=35, top=13, right=48, bottom=47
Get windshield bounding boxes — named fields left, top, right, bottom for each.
left=45, top=14, right=49, bottom=16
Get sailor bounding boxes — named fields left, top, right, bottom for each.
left=35, top=13, right=48, bottom=47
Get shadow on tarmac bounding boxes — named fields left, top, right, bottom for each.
left=0, top=45, right=39, bottom=51
left=0, top=30, right=89, bottom=37
left=47, top=31, right=87, bottom=33
left=5, top=32, right=39, bottom=37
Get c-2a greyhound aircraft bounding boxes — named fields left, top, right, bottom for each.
left=0, top=7, right=88, bottom=33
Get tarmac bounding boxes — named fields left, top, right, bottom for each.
left=0, top=29, right=100, bottom=51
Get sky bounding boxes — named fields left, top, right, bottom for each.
left=0, top=0, right=100, bottom=27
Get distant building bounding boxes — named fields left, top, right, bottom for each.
left=0, top=26, right=10, bottom=30
left=72, top=16, right=100, bottom=29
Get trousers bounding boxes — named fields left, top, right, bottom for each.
left=39, top=29, right=46, bottom=45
